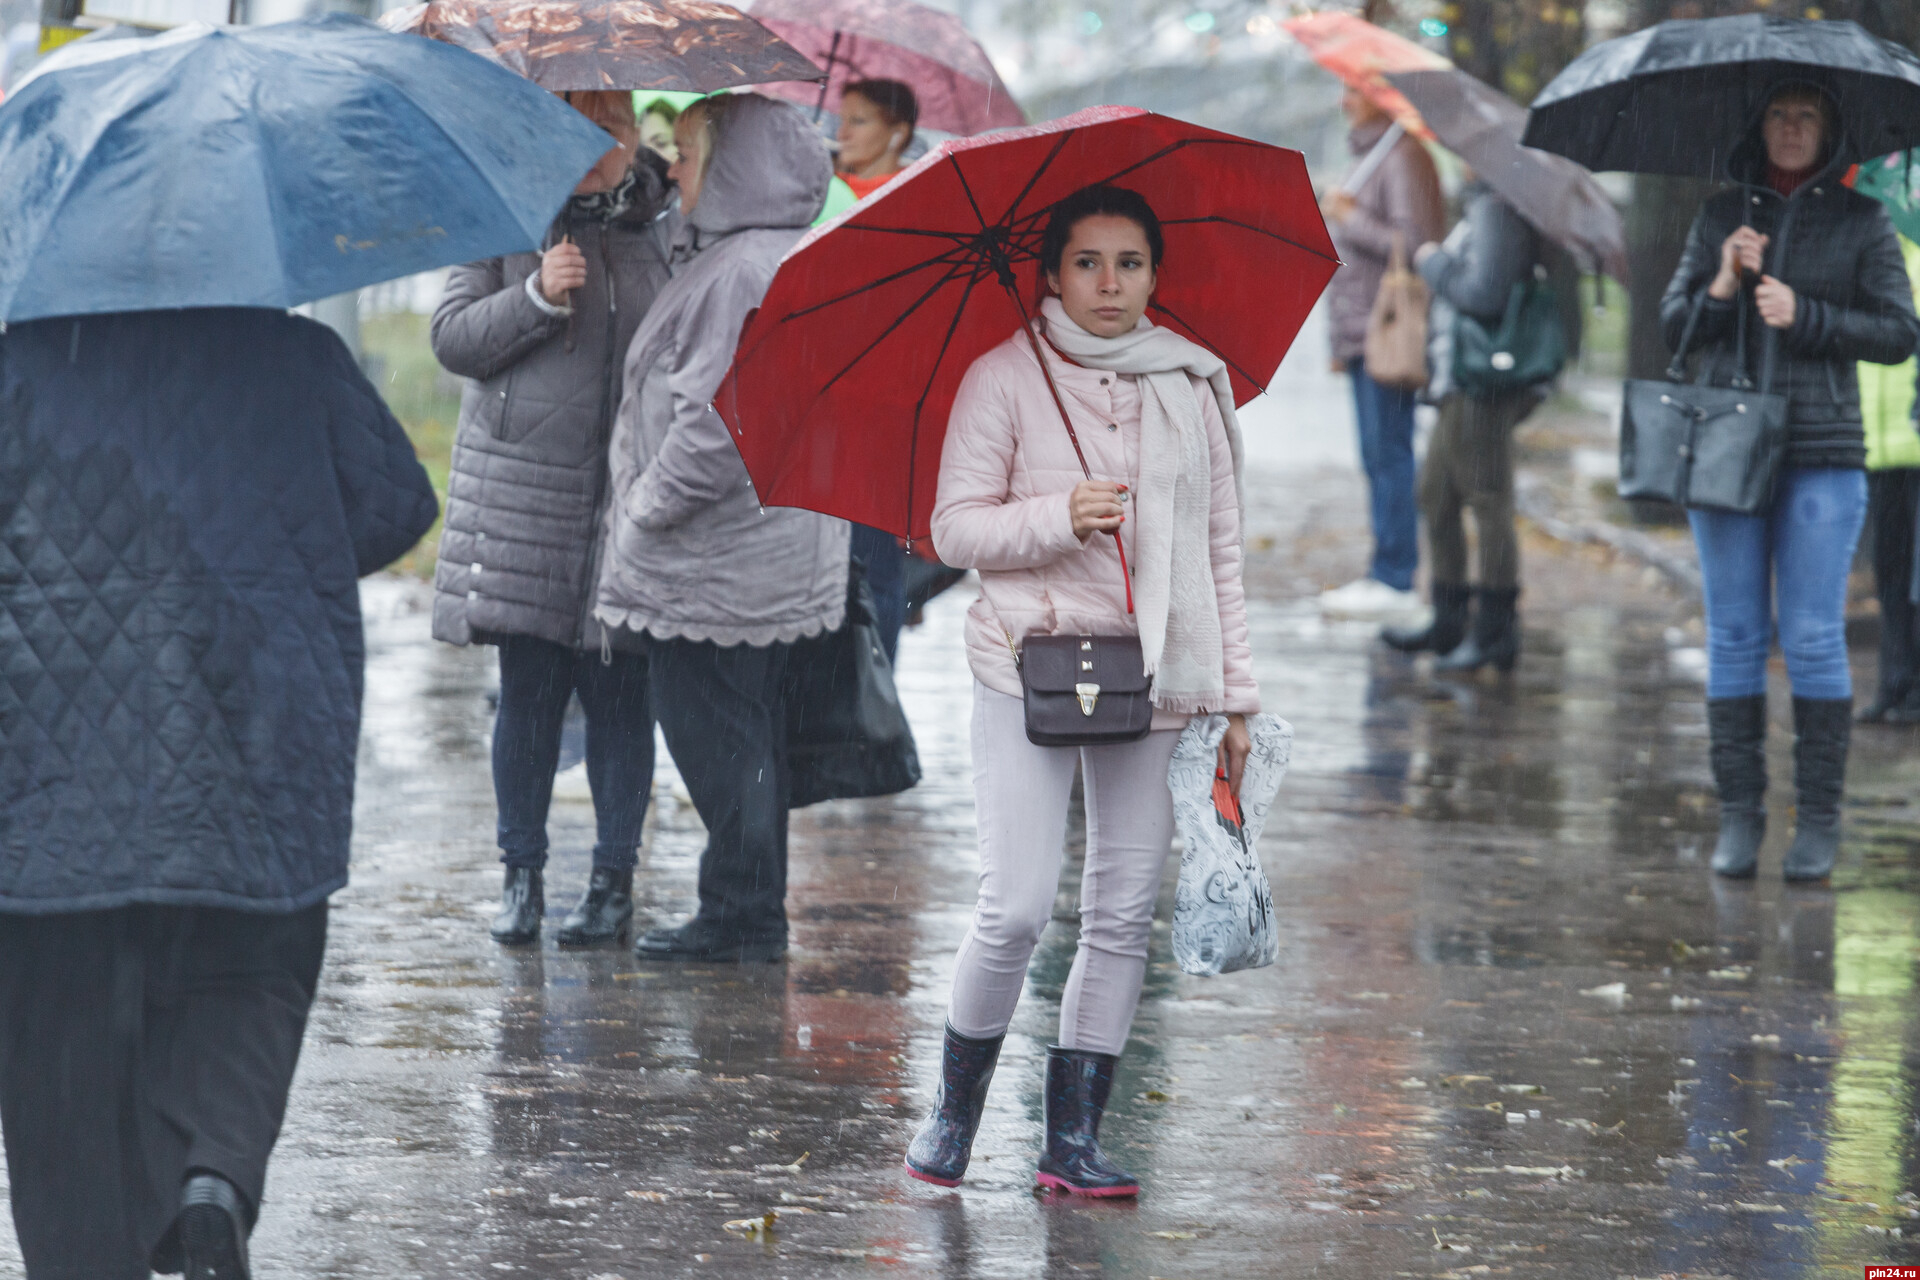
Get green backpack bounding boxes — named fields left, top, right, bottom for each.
left=1452, top=271, right=1567, bottom=394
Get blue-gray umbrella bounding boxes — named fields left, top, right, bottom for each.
left=0, top=14, right=617, bottom=322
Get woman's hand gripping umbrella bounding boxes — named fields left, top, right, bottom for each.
left=714, top=105, right=1341, bottom=545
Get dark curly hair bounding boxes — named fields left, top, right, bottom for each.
left=1039, top=185, right=1164, bottom=277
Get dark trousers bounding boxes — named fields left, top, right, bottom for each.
left=850, top=524, right=906, bottom=663
left=0, top=903, right=327, bottom=1280
left=1417, top=390, right=1536, bottom=589
left=649, top=637, right=791, bottom=941
left=493, top=634, right=653, bottom=871
left=1867, top=468, right=1920, bottom=707
left=1347, top=358, right=1420, bottom=590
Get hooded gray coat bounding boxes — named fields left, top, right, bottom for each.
left=430, top=161, right=674, bottom=650
left=595, top=95, right=849, bottom=647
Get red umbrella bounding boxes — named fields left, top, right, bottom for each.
left=743, top=0, right=1024, bottom=136
left=716, top=106, right=1339, bottom=541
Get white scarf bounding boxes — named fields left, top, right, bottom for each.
left=1038, top=298, right=1245, bottom=713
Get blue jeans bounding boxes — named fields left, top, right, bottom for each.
left=493, top=635, right=653, bottom=870
left=1688, top=467, right=1868, bottom=701
left=1348, top=358, right=1419, bottom=590
left=849, top=523, right=905, bottom=663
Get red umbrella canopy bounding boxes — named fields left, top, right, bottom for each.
left=744, top=0, right=1023, bottom=136
left=717, top=106, right=1339, bottom=541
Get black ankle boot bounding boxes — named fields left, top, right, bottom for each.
left=1433, top=587, right=1520, bottom=674
left=904, top=1024, right=1004, bottom=1186
left=1035, top=1046, right=1138, bottom=1198
left=556, top=867, right=633, bottom=947
left=1707, top=696, right=1768, bottom=878
left=1784, top=697, right=1850, bottom=882
left=490, top=866, right=543, bottom=945
left=1381, top=582, right=1471, bottom=653
left=178, top=1173, right=251, bottom=1280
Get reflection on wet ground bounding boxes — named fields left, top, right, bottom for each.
left=5, top=460, right=1919, bottom=1280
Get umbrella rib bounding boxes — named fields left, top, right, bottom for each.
left=991, top=128, right=1079, bottom=229
left=781, top=243, right=980, bottom=322
left=905, top=253, right=996, bottom=535
left=1145, top=298, right=1272, bottom=397
left=1157, top=215, right=1342, bottom=263
left=815, top=252, right=984, bottom=396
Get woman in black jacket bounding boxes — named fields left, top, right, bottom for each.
left=1662, top=83, right=1920, bottom=883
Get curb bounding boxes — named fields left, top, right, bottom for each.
left=1513, top=472, right=1702, bottom=597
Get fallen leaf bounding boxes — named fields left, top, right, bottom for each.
left=1707, top=966, right=1751, bottom=980
left=1579, top=982, right=1628, bottom=1000
left=1671, top=996, right=1703, bottom=1010
left=1735, top=1202, right=1788, bottom=1213
left=1143, top=1089, right=1172, bottom=1103
left=1767, top=1156, right=1807, bottom=1171
left=1442, top=1074, right=1493, bottom=1088
left=625, top=1190, right=669, bottom=1202
left=1398, top=1078, right=1428, bottom=1089
left=1149, top=1230, right=1198, bottom=1240
left=1498, top=1083, right=1544, bottom=1095
left=723, top=1212, right=776, bottom=1238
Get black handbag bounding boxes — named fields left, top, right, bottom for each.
left=782, top=561, right=922, bottom=808
left=1017, top=633, right=1153, bottom=746
left=1619, top=277, right=1788, bottom=516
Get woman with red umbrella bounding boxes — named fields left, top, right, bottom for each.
left=903, top=185, right=1259, bottom=1198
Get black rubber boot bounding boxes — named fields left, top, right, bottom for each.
left=556, top=867, right=634, bottom=947
left=1381, top=582, right=1472, bottom=653
left=489, top=866, right=543, bottom=946
left=1433, top=587, right=1521, bottom=674
left=1035, top=1046, right=1138, bottom=1198
left=634, top=917, right=786, bottom=963
left=903, top=1024, right=1005, bottom=1187
left=1707, top=695, right=1768, bottom=879
left=179, top=1173, right=251, bottom=1280
left=1784, top=697, right=1851, bottom=882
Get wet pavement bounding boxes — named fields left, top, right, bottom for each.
left=7, top=343, right=1920, bottom=1280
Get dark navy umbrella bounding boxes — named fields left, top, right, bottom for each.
left=0, top=14, right=617, bottom=322
left=1521, top=15, right=1920, bottom=178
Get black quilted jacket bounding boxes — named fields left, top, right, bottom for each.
left=0, top=309, right=438, bottom=914
left=1662, top=129, right=1920, bottom=470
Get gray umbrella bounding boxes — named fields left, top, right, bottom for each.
left=1387, top=67, right=1626, bottom=283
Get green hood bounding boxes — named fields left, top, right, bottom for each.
left=1861, top=232, right=1920, bottom=471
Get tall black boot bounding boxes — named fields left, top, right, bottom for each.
left=1433, top=587, right=1520, bottom=674
left=490, top=866, right=543, bottom=945
left=1381, top=582, right=1471, bottom=653
left=1707, top=696, right=1768, bottom=878
left=1784, top=697, right=1851, bottom=882
left=1035, top=1046, right=1138, bottom=1198
left=556, top=867, right=633, bottom=947
left=903, top=1024, right=1004, bottom=1187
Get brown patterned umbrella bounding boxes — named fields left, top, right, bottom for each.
left=380, top=0, right=824, bottom=93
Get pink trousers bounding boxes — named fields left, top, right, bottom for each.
left=945, top=684, right=1181, bottom=1056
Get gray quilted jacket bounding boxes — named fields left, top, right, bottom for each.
left=0, top=309, right=438, bottom=914
left=430, top=161, right=674, bottom=650
left=595, top=94, right=849, bottom=647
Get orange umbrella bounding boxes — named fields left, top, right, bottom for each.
left=1281, top=11, right=1447, bottom=140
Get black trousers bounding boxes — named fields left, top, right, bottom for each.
left=0, top=902, right=328, bottom=1280
left=1868, top=468, right=1920, bottom=707
left=648, top=637, right=791, bottom=942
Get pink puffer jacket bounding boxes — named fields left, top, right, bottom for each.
left=930, top=331, right=1259, bottom=728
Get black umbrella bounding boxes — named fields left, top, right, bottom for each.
left=1387, top=68, right=1625, bottom=282
left=1521, top=14, right=1920, bottom=177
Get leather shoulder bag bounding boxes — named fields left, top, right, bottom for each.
left=1000, top=323, right=1155, bottom=747
left=1619, top=263, right=1788, bottom=517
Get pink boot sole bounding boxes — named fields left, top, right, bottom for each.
left=1035, top=1171, right=1139, bottom=1198
left=904, top=1159, right=961, bottom=1188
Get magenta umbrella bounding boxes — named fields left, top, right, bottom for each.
left=742, top=0, right=1023, bottom=136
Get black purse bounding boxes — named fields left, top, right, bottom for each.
left=1017, top=633, right=1153, bottom=746
left=1619, top=275, right=1788, bottom=516
left=782, top=561, right=922, bottom=808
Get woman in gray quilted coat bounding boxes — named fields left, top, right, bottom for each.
left=430, top=91, right=675, bottom=948
left=595, top=92, right=848, bottom=963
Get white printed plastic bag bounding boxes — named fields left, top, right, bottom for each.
left=1168, top=713, right=1291, bottom=976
